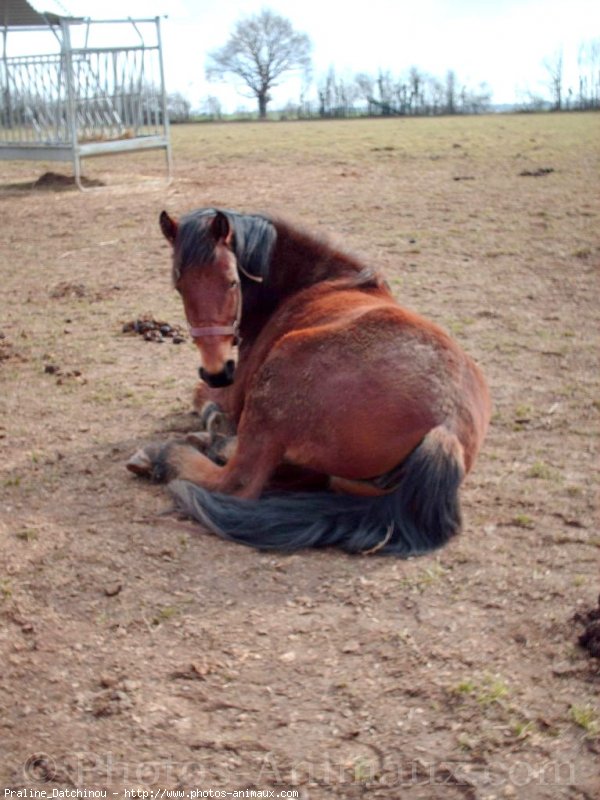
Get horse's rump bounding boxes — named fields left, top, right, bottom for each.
left=236, top=285, right=482, bottom=482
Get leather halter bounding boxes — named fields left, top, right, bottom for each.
left=187, top=263, right=263, bottom=344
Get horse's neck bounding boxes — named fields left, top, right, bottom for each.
left=238, top=223, right=365, bottom=349
left=271, top=224, right=363, bottom=297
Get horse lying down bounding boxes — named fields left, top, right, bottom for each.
left=127, top=208, right=491, bottom=556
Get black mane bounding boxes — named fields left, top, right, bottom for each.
left=171, top=208, right=388, bottom=343
left=173, top=208, right=277, bottom=284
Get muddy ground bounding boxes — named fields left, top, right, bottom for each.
left=0, top=114, right=599, bottom=798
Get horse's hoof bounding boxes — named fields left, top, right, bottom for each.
left=207, top=412, right=236, bottom=438
left=186, top=431, right=212, bottom=451
left=126, top=442, right=173, bottom=482
left=126, top=447, right=153, bottom=476
left=196, top=400, right=236, bottom=437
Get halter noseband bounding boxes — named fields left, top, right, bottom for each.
left=188, top=322, right=241, bottom=340
left=187, top=264, right=263, bottom=345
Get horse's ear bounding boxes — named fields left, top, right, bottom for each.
left=159, top=210, right=178, bottom=245
left=210, top=211, right=232, bottom=244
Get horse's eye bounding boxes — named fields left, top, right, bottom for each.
left=229, top=280, right=239, bottom=290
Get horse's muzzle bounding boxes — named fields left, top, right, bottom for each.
left=199, top=360, right=236, bottom=388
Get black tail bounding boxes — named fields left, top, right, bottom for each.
left=168, top=427, right=465, bottom=557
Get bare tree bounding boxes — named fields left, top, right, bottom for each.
left=201, top=95, right=223, bottom=120
left=317, top=67, right=359, bottom=117
left=428, top=76, right=445, bottom=115
left=577, top=38, right=600, bottom=109
left=167, top=92, right=191, bottom=123
left=206, top=9, right=312, bottom=119
left=459, top=82, right=492, bottom=114
left=376, top=69, right=395, bottom=114
left=318, top=67, right=336, bottom=117
left=354, top=72, right=375, bottom=112
left=544, top=49, right=564, bottom=110
left=445, top=70, right=457, bottom=114
left=408, top=67, right=424, bottom=114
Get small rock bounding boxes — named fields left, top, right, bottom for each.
left=552, top=661, right=580, bottom=677
left=91, top=695, right=114, bottom=718
left=279, top=651, right=296, bottom=663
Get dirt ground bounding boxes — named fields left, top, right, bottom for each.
left=0, top=114, right=599, bottom=799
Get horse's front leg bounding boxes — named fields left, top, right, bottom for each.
left=192, top=382, right=237, bottom=438
left=126, top=441, right=229, bottom=490
left=187, top=384, right=237, bottom=466
left=127, top=437, right=282, bottom=500
left=192, top=379, right=228, bottom=414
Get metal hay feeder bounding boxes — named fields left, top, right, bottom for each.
left=1, top=0, right=172, bottom=189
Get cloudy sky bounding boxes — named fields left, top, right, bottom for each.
left=23, top=0, right=600, bottom=110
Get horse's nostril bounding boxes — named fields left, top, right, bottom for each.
left=199, top=360, right=236, bottom=388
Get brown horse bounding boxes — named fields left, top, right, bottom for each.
left=127, top=208, right=491, bottom=556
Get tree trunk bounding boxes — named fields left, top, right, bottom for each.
left=258, top=92, right=268, bottom=119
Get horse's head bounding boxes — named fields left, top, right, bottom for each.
left=160, top=209, right=241, bottom=388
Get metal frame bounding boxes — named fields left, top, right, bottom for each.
left=0, top=14, right=172, bottom=189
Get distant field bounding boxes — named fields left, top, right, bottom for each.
left=171, top=111, right=599, bottom=165
left=1, top=112, right=599, bottom=798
